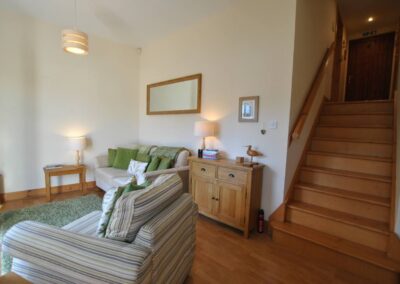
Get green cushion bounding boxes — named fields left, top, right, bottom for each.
left=146, top=156, right=161, bottom=172
left=136, top=153, right=151, bottom=163
left=122, top=183, right=146, bottom=194
left=108, top=148, right=117, bottom=166
left=112, top=148, right=138, bottom=169
left=157, top=157, right=172, bottom=170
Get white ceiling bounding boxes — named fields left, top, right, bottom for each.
left=337, top=0, right=400, bottom=35
left=0, top=0, right=239, bottom=47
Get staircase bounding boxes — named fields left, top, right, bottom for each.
left=270, top=100, right=400, bottom=283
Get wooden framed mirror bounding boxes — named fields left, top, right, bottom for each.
left=147, top=74, right=202, bottom=115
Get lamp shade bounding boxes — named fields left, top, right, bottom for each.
left=62, top=29, right=88, bottom=55
left=194, top=121, right=215, bottom=137
left=68, top=136, right=87, bottom=151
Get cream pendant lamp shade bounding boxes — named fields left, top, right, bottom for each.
left=62, top=29, right=88, bottom=55
left=62, top=0, right=88, bottom=55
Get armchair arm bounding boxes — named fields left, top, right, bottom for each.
left=94, top=154, right=108, bottom=168
left=2, top=221, right=152, bottom=284
left=144, top=166, right=189, bottom=192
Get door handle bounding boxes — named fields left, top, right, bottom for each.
left=228, top=173, right=235, bottom=178
left=201, top=168, right=206, bottom=172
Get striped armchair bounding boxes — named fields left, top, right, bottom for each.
left=2, top=190, right=197, bottom=283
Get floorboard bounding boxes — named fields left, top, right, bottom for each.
left=1, top=190, right=374, bottom=283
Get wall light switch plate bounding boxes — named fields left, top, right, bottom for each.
left=268, top=120, right=278, bottom=129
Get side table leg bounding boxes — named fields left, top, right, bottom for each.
left=45, top=173, right=51, bottom=202
left=80, top=169, right=87, bottom=195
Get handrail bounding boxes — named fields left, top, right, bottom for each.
left=289, top=42, right=336, bottom=145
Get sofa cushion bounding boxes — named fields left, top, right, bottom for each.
left=127, top=159, right=149, bottom=185
left=96, top=186, right=126, bottom=237
left=105, top=173, right=183, bottom=242
left=108, top=148, right=117, bottom=167
left=157, top=157, right=172, bottom=170
left=146, top=156, right=161, bottom=172
left=136, top=153, right=151, bottom=163
left=113, top=148, right=138, bottom=169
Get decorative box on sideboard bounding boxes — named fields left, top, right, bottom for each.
left=188, top=157, right=264, bottom=238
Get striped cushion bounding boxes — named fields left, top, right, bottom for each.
left=62, top=210, right=102, bottom=236
left=106, top=173, right=183, bottom=242
left=2, top=221, right=152, bottom=284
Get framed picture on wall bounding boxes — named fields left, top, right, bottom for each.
left=239, top=96, right=259, bottom=122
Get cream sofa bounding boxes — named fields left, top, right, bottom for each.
left=94, top=144, right=190, bottom=192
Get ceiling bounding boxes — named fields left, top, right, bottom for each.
left=0, top=0, right=238, bottom=47
left=337, top=0, right=400, bottom=35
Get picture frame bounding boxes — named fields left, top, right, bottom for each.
left=238, top=96, right=259, bottom=122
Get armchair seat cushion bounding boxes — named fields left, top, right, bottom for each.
left=62, top=210, right=102, bottom=236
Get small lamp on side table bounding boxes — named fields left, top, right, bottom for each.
left=68, top=136, right=87, bottom=165
left=194, top=121, right=215, bottom=158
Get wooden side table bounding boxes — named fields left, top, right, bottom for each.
left=43, top=165, right=87, bottom=201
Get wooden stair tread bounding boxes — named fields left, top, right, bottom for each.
left=316, top=125, right=393, bottom=129
left=324, top=100, right=393, bottom=105
left=270, top=220, right=400, bottom=272
left=295, top=183, right=390, bottom=207
left=320, top=112, right=393, bottom=116
left=312, top=137, right=392, bottom=145
left=287, top=201, right=390, bottom=234
left=301, top=166, right=392, bottom=183
left=307, top=151, right=393, bottom=163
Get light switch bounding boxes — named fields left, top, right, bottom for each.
left=268, top=120, right=278, bottom=129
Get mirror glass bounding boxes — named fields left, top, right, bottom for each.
left=147, top=74, right=201, bottom=115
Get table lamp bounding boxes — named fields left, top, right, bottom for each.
left=69, top=136, right=87, bottom=165
left=194, top=121, right=215, bottom=157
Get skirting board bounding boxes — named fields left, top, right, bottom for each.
left=0, top=181, right=97, bottom=202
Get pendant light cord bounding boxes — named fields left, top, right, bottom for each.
left=74, top=0, right=77, bottom=29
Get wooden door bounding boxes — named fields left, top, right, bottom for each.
left=346, top=32, right=395, bottom=101
left=191, top=176, right=214, bottom=215
left=214, top=182, right=246, bottom=228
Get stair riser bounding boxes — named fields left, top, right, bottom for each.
left=322, top=102, right=393, bottom=115
left=287, top=208, right=388, bottom=251
left=306, top=154, right=392, bottom=177
left=311, top=140, right=392, bottom=159
left=319, top=115, right=393, bottom=127
left=272, top=230, right=399, bottom=284
left=294, top=189, right=389, bottom=222
left=299, top=170, right=390, bottom=198
left=315, top=127, right=393, bottom=143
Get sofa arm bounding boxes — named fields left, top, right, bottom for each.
left=144, top=166, right=189, bottom=192
left=2, top=221, right=152, bottom=284
left=95, top=154, right=108, bottom=168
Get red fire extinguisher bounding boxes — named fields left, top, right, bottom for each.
left=258, top=209, right=264, bottom=233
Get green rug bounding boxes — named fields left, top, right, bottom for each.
left=0, top=194, right=102, bottom=275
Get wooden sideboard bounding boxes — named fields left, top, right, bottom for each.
left=188, top=157, right=264, bottom=237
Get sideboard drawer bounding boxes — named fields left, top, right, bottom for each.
left=218, top=167, right=247, bottom=185
left=192, top=162, right=216, bottom=179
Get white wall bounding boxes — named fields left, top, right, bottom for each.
left=284, top=0, right=336, bottom=191
left=289, top=0, right=336, bottom=131
left=0, top=9, right=140, bottom=193
left=138, top=0, right=297, bottom=217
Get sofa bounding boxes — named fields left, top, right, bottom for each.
left=95, top=144, right=190, bottom=192
left=2, top=173, right=198, bottom=284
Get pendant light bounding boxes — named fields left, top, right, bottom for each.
left=62, top=0, right=88, bottom=55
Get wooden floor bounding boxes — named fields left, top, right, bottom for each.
left=1, top=190, right=374, bottom=284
